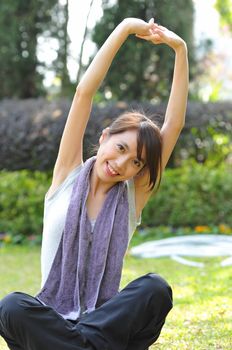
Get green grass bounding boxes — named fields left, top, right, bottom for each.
left=1, top=245, right=232, bottom=349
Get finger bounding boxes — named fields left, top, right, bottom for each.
left=147, top=18, right=154, bottom=30
left=150, top=33, right=162, bottom=41
left=151, top=25, right=165, bottom=34
left=135, top=34, right=150, bottom=41
left=151, top=22, right=159, bottom=30
left=157, top=25, right=166, bottom=31
left=136, top=32, right=161, bottom=39
left=136, top=33, right=162, bottom=44
left=151, top=28, right=166, bottom=38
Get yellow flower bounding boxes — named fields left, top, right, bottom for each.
left=218, top=224, right=231, bottom=234
left=194, top=225, right=210, bottom=233
left=3, top=234, right=12, bottom=243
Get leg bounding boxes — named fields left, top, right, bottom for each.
left=0, top=292, right=94, bottom=350
left=77, top=273, right=173, bottom=350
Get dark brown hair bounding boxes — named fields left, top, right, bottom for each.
left=108, top=111, right=162, bottom=191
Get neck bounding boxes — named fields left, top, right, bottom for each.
left=90, top=164, right=116, bottom=196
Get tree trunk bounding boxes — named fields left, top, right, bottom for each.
left=76, top=0, right=95, bottom=83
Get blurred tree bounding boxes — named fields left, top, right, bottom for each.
left=90, top=0, right=195, bottom=102
left=0, top=0, right=71, bottom=99
left=51, top=0, right=72, bottom=96
left=215, top=0, right=232, bottom=31
left=77, top=0, right=95, bottom=84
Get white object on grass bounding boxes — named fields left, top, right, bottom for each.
left=130, top=234, right=232, bottom=267
left=170, top=255, right=205, bottom=268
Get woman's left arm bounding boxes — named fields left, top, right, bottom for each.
left=137, top=25, right=189, bottom=170
left=160, top=37, right=189, bottom=169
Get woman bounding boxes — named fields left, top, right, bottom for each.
left=0, top=17, right=188, bottom=350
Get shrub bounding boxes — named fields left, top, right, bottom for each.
left=142, top=162, right=232, bottom=227
left=0, top=170, right=50, bottom=237
left=0, top=99, right=231, bottom=171
left=0, top=163, right=231, bottom=240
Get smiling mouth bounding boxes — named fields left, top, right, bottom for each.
left=106, top=162, right=119, bottom=176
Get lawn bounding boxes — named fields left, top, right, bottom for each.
left=0, top=245, right=232, bottom=349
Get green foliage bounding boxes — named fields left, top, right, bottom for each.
left=176, top=123, right=232, bottom=167
left=143, top=163, right=232, bottom=227
left=0, top=170, right=49, bottom=236
left=91, top=0, right=195, bottom=101
left=0, top=0, right=72, bottom=99
left=0, top=163, right=231, bottom=240
left=215, top=0, right=232, bottom=31
left=51, top=1, right=72, bottom=96
left=0, top=0, right=57, bottom=98
left=1, top=99, right=231, bottom=171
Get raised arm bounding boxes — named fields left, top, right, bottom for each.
left=136, top=24, right=189, bottom=170
left=51, top=19, right=154, bottom=190
left=158, top=27, right=189, bottom=169
left=133, top=24, right=189, bottom=216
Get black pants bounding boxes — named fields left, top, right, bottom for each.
left=0, top=273, right=173, bottom=350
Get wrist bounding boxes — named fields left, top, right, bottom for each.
left=120, top=18, right=134, bottom=35
left=174, top=41, right=187, bottom=54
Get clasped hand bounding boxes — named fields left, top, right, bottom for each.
left=124, top=17, right=186, bottom=52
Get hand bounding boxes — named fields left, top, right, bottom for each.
left=136, top=23, right=186, bottom=52
left=123, top=17, right=155, bottom=37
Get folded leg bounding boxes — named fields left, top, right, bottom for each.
left=0, top=292, right=94, bottom=350
left=78, top=273, right=173, bottom=350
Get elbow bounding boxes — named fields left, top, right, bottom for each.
left=180, top=121, right=185, bottom=130
left=175, top=118, right=186, bottom=131
left=177, top=123, right=185, bottom=134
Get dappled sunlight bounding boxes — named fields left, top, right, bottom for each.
left=0, top=339, right=7, bottom=350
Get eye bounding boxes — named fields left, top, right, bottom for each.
left=133, top=159, right=142, bottom=168
left=116, top=144, right=125, bottom=152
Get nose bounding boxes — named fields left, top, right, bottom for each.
left=115, top=156, right=128, bottom=172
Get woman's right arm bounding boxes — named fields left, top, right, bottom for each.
left=49, top=18, right=154, bottom=194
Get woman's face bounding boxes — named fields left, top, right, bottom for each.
left=95, top=129, right=146, bottom=183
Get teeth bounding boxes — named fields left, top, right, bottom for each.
left=108, top=163, right=118, bottom=175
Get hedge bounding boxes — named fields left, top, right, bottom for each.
left=0, top=164, right=231, bottom=238
left=0, top=98, right=231, bottom=171
left=142, top=163, right=232, bottom=227
left=0, top=170, right=49, bottom=237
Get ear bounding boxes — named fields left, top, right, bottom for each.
left=99, top=127, right=110, bottom=145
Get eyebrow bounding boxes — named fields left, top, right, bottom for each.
left=120, top=141, right=145, bottom=164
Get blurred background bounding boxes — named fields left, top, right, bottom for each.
left=0, top=0, right=232, bottom=243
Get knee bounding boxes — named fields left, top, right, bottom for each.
left=140, top=273, right=173, bottom=309
left=0, top=292, right=27, bottom=324
left=146, top=273, right=172, bottom=296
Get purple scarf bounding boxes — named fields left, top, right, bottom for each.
left=36, top=157, right=129, bottom=319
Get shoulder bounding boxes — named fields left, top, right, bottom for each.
left=46, top=162, right=83, bottom=201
